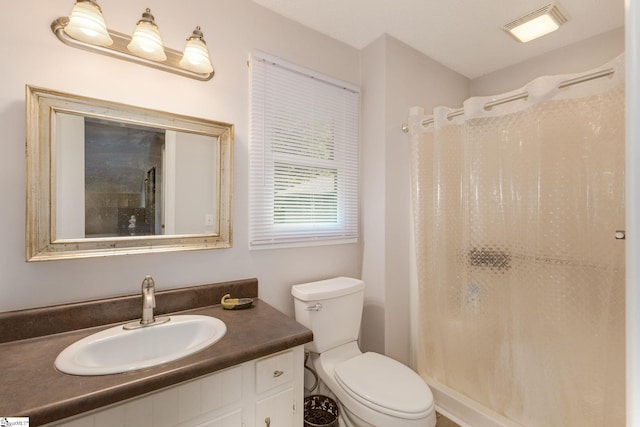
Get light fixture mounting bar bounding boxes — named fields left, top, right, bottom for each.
left=51, top=17, right=214, bottom=81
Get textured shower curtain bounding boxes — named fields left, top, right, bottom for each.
left=409, top=55, right=625, bottom=427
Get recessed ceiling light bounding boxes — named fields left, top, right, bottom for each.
left=503, top=2, right=569, bottom=43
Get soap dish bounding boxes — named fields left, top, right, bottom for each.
left=221, top=294, right=254, bottom=310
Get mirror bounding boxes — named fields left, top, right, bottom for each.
left=26, top=85, right=233, bottom=261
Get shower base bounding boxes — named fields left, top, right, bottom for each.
left=426, top=377, right=522, bottom=427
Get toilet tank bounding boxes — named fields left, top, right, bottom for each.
left=291, top=277, right=365, bottom=353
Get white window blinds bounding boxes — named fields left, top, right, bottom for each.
left=249, top=50, right=359, bottom=248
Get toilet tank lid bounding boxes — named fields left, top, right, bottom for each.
left=291, top=277, right=365, bottom=301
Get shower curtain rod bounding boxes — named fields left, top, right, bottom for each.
left=401, top=67, right=615, bottom=133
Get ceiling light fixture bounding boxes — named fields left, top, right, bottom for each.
left=51, top=1, right=214, bottom=81
left=503, top=2, right=569, bottom=43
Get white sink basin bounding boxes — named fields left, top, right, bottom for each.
left=55, top=315, right=226, bottom=375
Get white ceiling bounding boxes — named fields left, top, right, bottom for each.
left=252, top=0, right=624, bottom=79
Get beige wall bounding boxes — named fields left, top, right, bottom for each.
left=360, top=35, right=388, bottom=354
left=384, top=36, right=471, bottom=364
left=471, top=27, right=624, bottom=96
left=360, top=34, right=469, bottom=361
left=0, top=0, right=361, bottom=314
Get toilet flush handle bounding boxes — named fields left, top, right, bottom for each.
left=306, top=303, right=322, bottom=311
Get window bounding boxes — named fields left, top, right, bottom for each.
left=249, top=50, right=359, bottom=248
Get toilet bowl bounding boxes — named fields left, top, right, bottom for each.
left=292, top=277, right=436, bottom=427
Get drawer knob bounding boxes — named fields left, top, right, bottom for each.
left=273, top=369, right=284, bottom=378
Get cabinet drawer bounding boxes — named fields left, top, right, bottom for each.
left=255, top=350, right=294, bottom=394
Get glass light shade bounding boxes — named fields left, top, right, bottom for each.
left=63, top=0, right=113, bottom=47
left=509, top=14, right=560, bottom=43
left=127, top=9, right=166, bottom=62
left=179, top=28, right=214, bottom=74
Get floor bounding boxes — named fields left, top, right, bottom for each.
left=436, top=412, right=461, bottom=427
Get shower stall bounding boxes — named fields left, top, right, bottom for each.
left=407, top=55, right=625, bottom=427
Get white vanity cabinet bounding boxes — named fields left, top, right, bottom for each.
left=47, top=346, right=304, bottom=427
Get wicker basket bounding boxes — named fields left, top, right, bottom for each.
left=303, top=395, right=339, bottom=427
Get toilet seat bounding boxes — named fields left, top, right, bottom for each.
left=334, top=352, right=434, bottom=420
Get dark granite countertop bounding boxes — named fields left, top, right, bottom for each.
left=0, top=279, right=312, bottom=426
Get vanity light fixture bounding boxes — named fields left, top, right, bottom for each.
left=503, top=2, right=569, bottom=43
left=51, top=0, right=214, bottom=81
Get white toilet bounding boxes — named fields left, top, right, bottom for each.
left=292, top=277, right=437, bottom=427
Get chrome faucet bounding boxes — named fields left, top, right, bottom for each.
left=141, top=275, right=156, bottom=325
left=124, top=275, right=170, bottom=330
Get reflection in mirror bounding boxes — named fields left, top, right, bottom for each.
left=83, top=118, right=167, bottom=238
left=27, top=86, right=233, bottom=261
left=56, top=115, right=219, bottom=239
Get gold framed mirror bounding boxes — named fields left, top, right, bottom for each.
left=26, top=85, right=233, bottom=261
